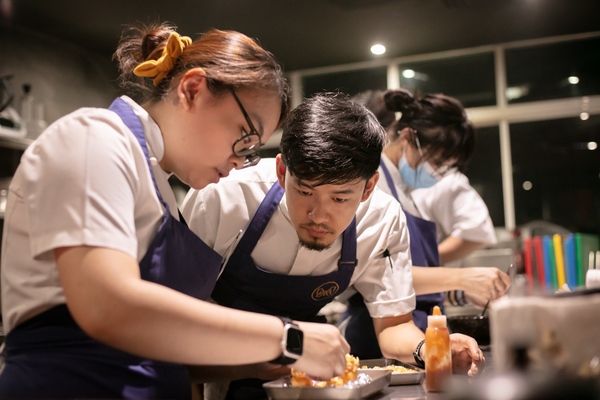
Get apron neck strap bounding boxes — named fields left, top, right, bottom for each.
left=379, top=159, right=399, bottom=202
left=108, top=98, right=168, bottom=210
left=338, top=217, right=357, bottom=268
left=237, top=182, right=285, bottom=253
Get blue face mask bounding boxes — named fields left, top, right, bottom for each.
left=398, top=156, right=439, bottom=189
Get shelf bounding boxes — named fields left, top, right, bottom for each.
left=0, top=135, right=33, bottom=150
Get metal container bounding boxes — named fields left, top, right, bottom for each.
left=447, top=315, right=490, bottom=346
left=263, top=369, right=391, bottom=400
left=358, top=359, right=425, bottom=385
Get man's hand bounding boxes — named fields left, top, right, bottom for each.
left=449, top=333, right=485, bottom=376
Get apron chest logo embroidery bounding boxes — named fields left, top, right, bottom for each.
left=311, top=282, right=340, bottom=301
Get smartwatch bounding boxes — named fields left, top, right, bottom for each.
left=270, top=316, right=303, bottom=365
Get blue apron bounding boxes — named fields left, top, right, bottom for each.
left=0, top=98, right=223, bottom=399
left=210, top=182, right=358, bottom=400
left=343, top=160, right=443, bottom=359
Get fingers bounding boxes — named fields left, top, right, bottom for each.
left=499, top=270, right=512, bottom=289
left=468, top=349, right=486, bottom=377
left=450, top=333, right=486, bottom=376
left=294, top=322, right=348, bottom=380
left=495, top=270, right=510, bottom=290
left=463, top=291, right=488, bottom=309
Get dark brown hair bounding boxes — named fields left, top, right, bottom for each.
left=358, top=89, right=475, bottom=173
left=280, top=93, right=386, bottom=186
left=113, top=22, right=290, bottom=126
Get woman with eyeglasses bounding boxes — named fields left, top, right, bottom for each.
left=0, top=23, right=349, bottom=398
left=344, top=88, right=510, bottom=360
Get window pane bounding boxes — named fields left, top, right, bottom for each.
left=399, top=53, right=496, bottom=108
left=464, top=125, right=504, bottom=227
left=506, top=37, right=600, bottom=104
left=511, top=116, right=600, bottom=233
left=301, top=67, right=387, bottom=98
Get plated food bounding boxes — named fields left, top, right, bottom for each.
left=263, top=369, right=392, bottom=400
left=291, top=354, right=361, bottom=387
left=358, top=359, right=425, bottom=386
left=360, top=364, right=416, bottom=373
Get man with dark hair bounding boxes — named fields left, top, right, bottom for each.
left=182, top=93, right=484, bottom=399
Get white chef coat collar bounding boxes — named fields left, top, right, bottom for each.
left=119, top=96, right=166, bottom=166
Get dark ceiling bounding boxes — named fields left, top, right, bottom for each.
left=2, top=0, right=600, bottom=72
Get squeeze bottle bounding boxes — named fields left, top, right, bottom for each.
left=425, top=305, right=451, bottom=391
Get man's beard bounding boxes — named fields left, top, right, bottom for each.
left=298, top=236, right=333, bottom=252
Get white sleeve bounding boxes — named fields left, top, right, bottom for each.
left=181, top=187, right=221, bottom=252
left=354, top=199, right=416, bottom=318
left=420, top=174, right=496, bottom=245
left=22, top=110, right=140, bottom=259
left=181, top=182, right=253, bottom=258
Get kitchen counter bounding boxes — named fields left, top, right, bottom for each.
left=367, top=345, right=493, bottom=400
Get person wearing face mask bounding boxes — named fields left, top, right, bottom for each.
left=343, top=89, right=510, bottom=360
left=0, top=23, right=351, bottom=398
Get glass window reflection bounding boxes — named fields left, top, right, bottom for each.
left=506, top=37, right=600, bottom=103
left=511, top=115, right=600, bottom=233
left=302, top=67, right=388, bottom=98
left=399, top=53, right=496, bottom=108
left=464, top=125, right=504, bottom=227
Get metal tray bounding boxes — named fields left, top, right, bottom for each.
left=263, top=369, right=392, bottom=399
left=358, top=359, right=425, bottom=385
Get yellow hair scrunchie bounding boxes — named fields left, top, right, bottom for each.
left=133, top=33, right=193, bottom=86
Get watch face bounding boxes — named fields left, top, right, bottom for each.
left=286, top=327, right=303, bottom=356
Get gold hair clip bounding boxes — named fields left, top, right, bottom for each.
left=133, top=32, right=192, bottom=86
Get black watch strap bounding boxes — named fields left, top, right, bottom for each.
left=455, top=290, right=467, bottom=306
left=413, top=339, right=425, bottom=368
left=270, top=316, right=302, bottom=366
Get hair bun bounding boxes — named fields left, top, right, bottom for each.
left=141, top=28, right=175, bottom=61
left=384, top=89, right=419, bottom=116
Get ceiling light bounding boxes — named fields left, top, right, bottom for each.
left=568, top=76, right=579, bottom=84
left=371, top=44, right=386, bottom=55
left=402, top=69, right=415, bottom=79
left=580, top=112, right=590, bottom=120
left=505, top=85, right=530, bottom=100
left=588, top=142, right=598, bottom=151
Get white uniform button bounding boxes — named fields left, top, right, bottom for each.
left=150, top=157, right=159, bottom=166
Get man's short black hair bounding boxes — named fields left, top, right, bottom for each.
left=279, top=93, right=387, bottom=186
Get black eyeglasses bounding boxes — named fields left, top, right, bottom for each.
left=228, top=87, right=262, bottom=168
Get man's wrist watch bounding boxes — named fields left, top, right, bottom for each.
left=413, top=339, right=425, bottom=368
left=269, top=316, right=304, bottom=365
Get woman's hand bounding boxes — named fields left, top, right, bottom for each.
left=291, top=322, right=350, bottom=381
left=463, top=291, right=491, bottom=309
left=449, top=333, right=485, bottom=376
left=249, top=363, right=292, bottom=381
left=459, top=267, right=511, bottom=301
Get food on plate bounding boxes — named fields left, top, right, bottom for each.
left=291, top=354, right=360, bottom=387
left=359, top=364, right=417, bottom=373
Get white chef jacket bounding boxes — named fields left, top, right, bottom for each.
left=411, top=173, right=496, bottom=246
left=181, top=159, right=416, bottom=318
left=0, top=96, right=178, bottom=333
left=378, top=153, right=496, bottom=267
